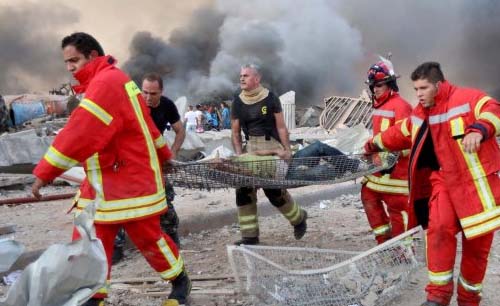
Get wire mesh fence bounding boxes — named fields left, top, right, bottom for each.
left=227, top=226, right=424, bottom=306
left=165, top=152, right=398, bottom=190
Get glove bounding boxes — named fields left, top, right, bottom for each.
left=364, top=139, right=381, bottom=155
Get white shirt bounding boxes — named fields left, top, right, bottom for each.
left=184, top=110, right=198, bottom=125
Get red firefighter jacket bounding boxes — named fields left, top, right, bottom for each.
left=372, top=81, right=500, bottom=239
left=364, top=92, right=412, bottom=195
left=33, top=56, right=171, bottom=223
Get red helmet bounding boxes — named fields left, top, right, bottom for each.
left=365, top=61, right=394, bottom=86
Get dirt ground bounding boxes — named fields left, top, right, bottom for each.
left=1, top=182, right=500, bottom=306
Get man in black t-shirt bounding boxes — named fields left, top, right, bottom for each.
left=230, top=64, right=308, bottom=246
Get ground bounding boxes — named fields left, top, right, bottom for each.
left=1, top=182, right=500, bottom=306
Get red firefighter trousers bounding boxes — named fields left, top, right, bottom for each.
left=425, top=173, right=493, bottom=306
left=361, top=184, right=408, bottom=244
left=72, top=214, right=182, bottom=299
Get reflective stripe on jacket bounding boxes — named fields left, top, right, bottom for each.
left=373, top=81, right=500, bottom=239
left=33, top=56, right=171, bottom=223
left=365, top=92, right=412, bottom=195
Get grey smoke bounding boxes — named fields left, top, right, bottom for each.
left=0, top=3, right=79, bottom=93
left=124, top=0, right=363, bottom=104
left=124, top=0, right=500, bottom=104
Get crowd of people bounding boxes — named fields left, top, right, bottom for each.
left=183, top=101, right=231, bottom=132
left=28, top=30, right=500, bottom=306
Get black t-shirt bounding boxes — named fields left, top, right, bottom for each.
left=150, top=96, right=181, bottom=134
left=231, top=92, right=282, bottom=141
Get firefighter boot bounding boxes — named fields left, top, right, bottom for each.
left=82, top=298, right=105, bottom=306
left=164, top=271, right=192, bottom=306
left=420, top=301, right=446, bottom=306
left=234, top=236, right=259, bottom=245
left=294, top=210, right=308, bottom=240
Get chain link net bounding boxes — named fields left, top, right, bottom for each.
left=227, top=226, right=424, bottom=306
left=165, top=152, right=398, bottom=190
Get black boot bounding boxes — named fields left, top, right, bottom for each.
left=294, top=210, right=307, bottom=240
left=111, top=228, right=126, bottom=265
left=167, top=271, right=192, bottom=305
left=421, top=301, right=446, bottom=306
left=82, top=298, right=105, bottom=306
left=234, top=237, right=259, bottom=246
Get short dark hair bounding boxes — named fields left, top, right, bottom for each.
left=411, top=62, right=445, bottom=83
left=61, top=32, right=105, bottom=57
left=142, top=72, right=164, bottom=90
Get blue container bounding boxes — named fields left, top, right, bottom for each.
left=10, top=100, right=46, bottom=126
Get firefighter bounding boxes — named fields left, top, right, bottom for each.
left=31, top=32, right=190, bottom=306
left=231, top=63, right=307, bottom=245
left=361, top=58, right=412, bottom=244
left=365, top=62, right=500, bottom=306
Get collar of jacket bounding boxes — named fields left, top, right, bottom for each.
left=72, top=55, right=116, bottom=94
left=373, top=90, right=397, bottom=108
left=433, top=80, right=454, bottom=106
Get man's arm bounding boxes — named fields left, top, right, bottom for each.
left=170, top=120, right=186, bottom=159
left=274, top=112, right=292, bottom=159
left=231, top=118, right=243, bottom=155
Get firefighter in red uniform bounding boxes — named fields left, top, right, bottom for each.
left=31, top=32, right=191, bottom=306
left=365, top=62, right=500, bottom=306
left=361, top=58, right=412, bottom=244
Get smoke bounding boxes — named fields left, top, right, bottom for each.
left=124, top=0, right=500, bottom=105
left=336, top=0, right=500, bottom=101
left=0, top=3, right=79, bottom=93
left=124, top=0, right=363, bottom=104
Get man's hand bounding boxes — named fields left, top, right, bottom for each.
left=364, top=139, right=380, bottom=155
left=462, top=132, right=483, bottom=153
left=32, top=177, right=48, bottom=199
left=277, top=149, right=292, bottom=160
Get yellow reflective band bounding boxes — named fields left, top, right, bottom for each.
left=461, top=206, right=500, bottom=228
left=284, top=202, right=301, bottom=223
left=401, top=118, right=411, bottom=137
left=463, top=214, right=500, bottom=239
left=86, top=153, right=104, bottom=201
left=478, top=112, right=500, bottom=136
left=77, top=197, right=166, bottom=222
left=160, top=258, right=184, bottom=280
left=154, top=135, right=167, bottom=148
left=458, top=275, right=483, bottom=293
left=157, top=237, right=180, bottom=268
left=239, top=215, right=257, bottom=223
left=365, top=182, right=409, bottom=194
left=428, top=270, right=453, bottom=285
left=372, top=134, right=386, bottom=150
left=97, top=280, right=110, bottom=294
left=373, top=224, right=390, bottom=235
left=240, top=223, right=259, bottom=231
left=44, top=146, right=79, bottom=170
left=450, top=117, right=465, bottom=137
left=380, top=118, right=390, bottom=132
left=474, top=96, right=492, bottom=118
left=80, top=98, right=113, bottom=126
left=401, top=211, right=409, bottom=231
left=401, top=149, right=410, bottom=157
left=125, top=81, right=163, bottom=193
left=78, top=189, right=166, bottom=211
left=457, top=140, right=495, bottom=211
left=365, top=174, right=408, bottom=187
